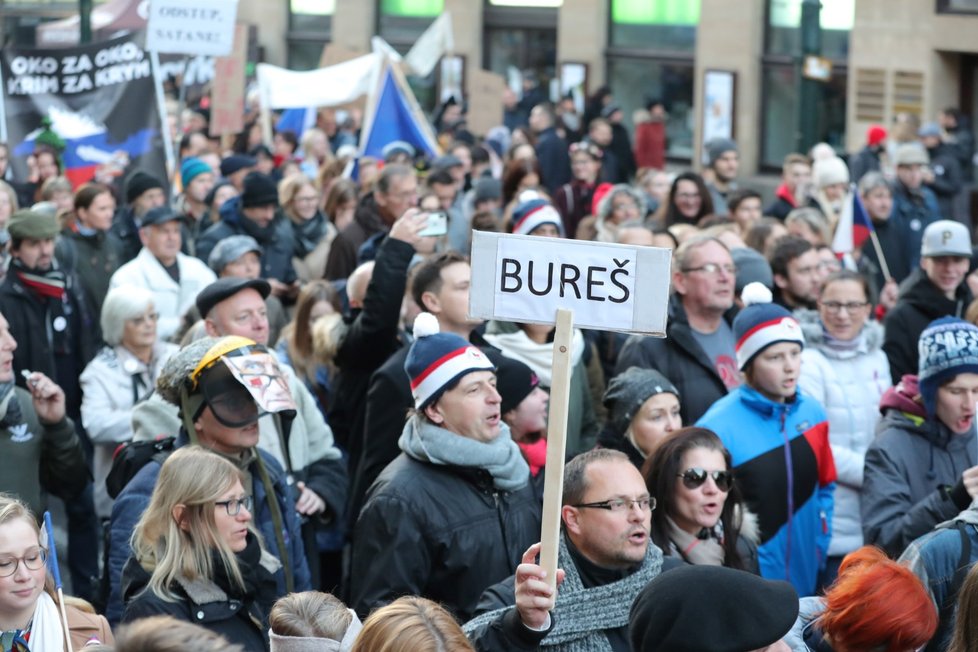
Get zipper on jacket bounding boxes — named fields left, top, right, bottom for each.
left=491, top=491, right=511, bottom=560
left=780, top=407, right=794, bottom=582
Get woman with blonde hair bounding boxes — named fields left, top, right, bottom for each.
left=121, top=446, right=278, bottom=650
left=349, top=596, right=473, bottom=652
left=279, top=175, right=333, bottom=282
left=269, top=591, right=361, bottom=652
left=0, top=493, right=113, bottom=648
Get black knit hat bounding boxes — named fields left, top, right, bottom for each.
left=125, top=171, right=164, bottom=204
left=629, top=565, right=799, bottom=652
left=495, top=355, right=539, bottom=415
left=603, top=367, right=679, bottom=437
left=241, top=172, right=278, bottom=208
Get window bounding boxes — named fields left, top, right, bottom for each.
left=610, top=0, right=699, bottom=52
left=379, top=0, right=444, bottom=48
left=287, top=0, right=334, bottom=70
left=766, top=0, right=854, bottom=60
left=938, top=0, right=978, bottom=12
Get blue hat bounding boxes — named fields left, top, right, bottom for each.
left=918, top=318, right=978, bottom=417
left=733, top=283, right=804, bottom=370
left=404, top=313, right=494, bottom=409
left=180, top=157, right=212, bottom=188
left=510, top=198, right=564, bottom=237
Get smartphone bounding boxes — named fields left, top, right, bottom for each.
left=418, top=211, right=448, bottom=237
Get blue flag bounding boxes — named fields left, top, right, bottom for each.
left=358, top=65, right=439, bottom=165
left=276, top=107, right=315, bottom=140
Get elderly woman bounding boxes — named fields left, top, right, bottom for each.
left=598, top=366, right=682, bottom=467
left=577, top=183, right=645, bottom=242
left=79, top=285, right=177, bottom=519
left=279, top=175, right=334, bottom=282
left=644, top=427, right=759, bottom=572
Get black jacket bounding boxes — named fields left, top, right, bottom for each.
left=328, top=236, right=415, bottom=450
left=926, top=142, right=963, bottom=220
left=614, top=294, right=738, bottom=424
left=883, top=269, right=972, bottom=384
left=324, top=193, right=390, bottom=281
left=121, top=535, right=275, bottom=651
left=55, top=226, right=124, bottom=321
left=535, top=127, right=571, bottom=195
left=109, top=205, right=142, bottom=264
left=349, top=454, right=541, bottom=621
left=848, top=145, right=883, bottom=183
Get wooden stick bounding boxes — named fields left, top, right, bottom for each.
left=869, top=230, right=892, bottom=282
left=539, top=309, right=574, bottom=592
left=43, top=512, right=73, bottom=652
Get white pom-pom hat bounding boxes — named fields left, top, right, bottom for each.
left=732, top=285, right=804, bottom=371
left=405, top=312, right=495, bottom=408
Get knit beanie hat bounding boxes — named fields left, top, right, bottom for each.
left=495, top=355, right=540, bottom=415
left=511, top=198, right=564, bottom=237
left=918, top=317, right=978, bottom=417
left=866, top=124, right=887, bottom=147
left=706, top=138, right=738, bottom=166
left=731, top=247, right=773, bottom=296
left=604, top=366, right=679, bottom=437
left=629, top=564, right=798, bottom=652
left=733, top=282, right=805, bottom=371
left=241, top=172, right=279, bottom=208
left=181, top=157, right=212, bottom=188
left=813, top=156, right=850, bottom=188
left=404, top=313, right=495, bottom=409
left=125, top=171, right=164, bottom=204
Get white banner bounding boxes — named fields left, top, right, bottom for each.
left=469, top=232, right=672, bottom=335
left=147, top=0, right=239, bottom=57
left=256, top=54, right=382, bottom=110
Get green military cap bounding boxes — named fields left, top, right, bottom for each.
left=7, top=209, right=59, bottom=240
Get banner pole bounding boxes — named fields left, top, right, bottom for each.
left=868, top=230, right=892, bottom=282
left=150, top=49, right=176, bottom=186
left=539, top=308, right=573, bottom=592
left=0, top=59, right=7, bottom=143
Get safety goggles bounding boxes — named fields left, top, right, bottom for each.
left=678, top=468, right=734, bottom=492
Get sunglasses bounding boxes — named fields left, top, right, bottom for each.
left=678, top=468, right=734, bottom=492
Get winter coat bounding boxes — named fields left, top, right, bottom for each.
left=55, top=225, right=124, bottom=319
left=798, top=312, right=891, bottom=555
left=0, top=386, right=87, bottom=519
left=697, top=385, right=836, bottom=596
left=106, top=436, right=311, bottom=625
left=765, top=183, right=801, bottom=221
left=615, top=294, right=739, bottom=424
left=349, top=454, right=541, bottom=621
left=861, top=390, right=977, bottom=557
left=891, top=180, right=941, bottom=246
left=925, top=142, right=963, bottom=220
left=79, top=342, right=177, bottom=519
left=633, top=121, right=666, bottom=171
left=291, top=213, right=337, bottom=282
left=109, top=205, right=143, bottom=264
left=883, top=268, right=972, bottom=384
left=324, top=193, right=390, bottom=281
left=859, top=202, right=928, bottom=288
left=197, top=197, right=298, bottom=285
left=535, top=127, right=572, bottom=194
left=64, top=599, right=115, bottom=648
left=108, top=247, right=217, bottom=341
left=848, top=145, right=883, bottom=184
left=553, top=180, right=597, bottom=239
left=785, top=596, right=827, bottom=652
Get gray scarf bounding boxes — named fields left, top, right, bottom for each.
left=464, top=535, right=664, bottom=651
left=399, top=416, right=529, bottom=492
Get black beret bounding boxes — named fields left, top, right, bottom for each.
left=196, top=277, right=271, bottom=318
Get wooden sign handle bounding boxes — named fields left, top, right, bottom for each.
left=539, top=308, right=574, bottom=592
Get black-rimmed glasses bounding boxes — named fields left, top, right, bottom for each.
left=215, top=496, right=253, bottom=516
left=573, top=497, right=655, bottom=512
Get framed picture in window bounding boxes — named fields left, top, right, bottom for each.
left=702, top=69, right=736, bottom=145
left=439, top=55, right=465, bottom=104
left=560, top=62, right=588, bottom=114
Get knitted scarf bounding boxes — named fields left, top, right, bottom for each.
left=292, top=212, right=329, bottom=258
left=0, top=383, right=24, bottom=431
left=464, top=536, right=663, bottom=651
left=11, top=259, right=69, bottom=356
left=399, top=417, right=529, bottom=492
left=665, top=515, right=725, bottom=566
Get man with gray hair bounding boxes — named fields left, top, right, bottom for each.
left=615, top=235, right=739, bottom=423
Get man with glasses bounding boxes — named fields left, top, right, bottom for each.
left=465, top=449, right=677, bottom=651
left=616, top=236, right=739, bottom=423
left=106, top=336, right=312, bottom=624
left=883, top=220, right=974, bottom=383
left=769, top=235, right=821, bottom=311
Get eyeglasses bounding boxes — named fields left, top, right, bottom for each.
left=569, top=142, right=603, bottom=159
left=678, top=468, right=734, bottom=492
left=817, top=260, right=842, bottom=272
left=215, top=496, right=253, bottom=516
left=681, top=263, right=737, bottom=276
left=820, top=301, right=870, bottom=314
left=573, top=497, right=656, bottom=512
left=128, top=312, right=160, bottom=326
left=294, top=195, right=319, bottom=203
left=675, top=192, right=701, bottom=200
left=0, top=547, right=47, bottom=577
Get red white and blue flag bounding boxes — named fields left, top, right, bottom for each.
left=831, top=186, right=875, bottom=254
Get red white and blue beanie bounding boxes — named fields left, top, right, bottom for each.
left=405, top=313, right=495, bottom=409
left=733, top=283, right=805, bottom=371
left=511, top=198, right=565, bottom=237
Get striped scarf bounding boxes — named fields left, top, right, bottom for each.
left=12, top=260, right=66, bottom=301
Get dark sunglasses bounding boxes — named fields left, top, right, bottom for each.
left=678, top=468, right=734, bottom=492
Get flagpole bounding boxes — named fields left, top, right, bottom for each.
left=869, top=230, right=892, bottom=281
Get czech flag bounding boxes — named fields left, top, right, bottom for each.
left=831, top=187, right=875, bottom=254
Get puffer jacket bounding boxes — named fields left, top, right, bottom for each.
left=883, top=269, right=972, bottom=384
left=349, top=454, right=542, bottom=621
left=196, top=197, right=298, bottom=284
left=798, top=311, right=891, bottom=555
left=697, top=385, right=836, bottom=596
left=861, top=375, right=977, bottom=557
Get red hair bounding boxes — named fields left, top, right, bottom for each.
left=819, top=546, right=937, bottom=652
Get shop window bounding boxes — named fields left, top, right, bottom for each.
left=609, top=0, right=699, bottom=52
left=379, top=0, right=443, bottom=47
left=766, top=0, right=854, bottom=60
left=938, top=0, right=978, bottom=12
left=287, top=0, right=334, bottom=70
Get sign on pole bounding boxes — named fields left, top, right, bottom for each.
left=147, top=0, right=240, bottom=57
left=209, top=23, right=248, bottom=137
left=470, top=231, right=672, bottom=591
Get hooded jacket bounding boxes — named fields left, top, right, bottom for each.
left=861, top=375, right=977, bottom=557
left=697, top=385, right=836, bottom=596
left=798, top=311, right=891, bottom=555
left=196, top=197, right=298, bottom=284
left=883, top=268, right=972, bottom=384
left=765, top=183, right=800, bottom=221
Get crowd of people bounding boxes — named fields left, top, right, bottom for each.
left=0, top=83, right=978, bottom=651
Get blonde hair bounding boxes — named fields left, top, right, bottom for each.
left=114, top=615, right=244, bottom=652
left=270, top=591, right=352, bottom=640
left=278, top=174, right=318, bottom=223
left=130, top=447, right=251, bottom=602
left=349, top=596, right=474, bottom=652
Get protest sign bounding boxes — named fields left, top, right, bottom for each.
left=470, top=230, right=672, bottom=590
left=209, top=23, right=248, bottom=137
left=0, top=34, right=168, bottom=189
left=147, top=0, right=240, bottom=57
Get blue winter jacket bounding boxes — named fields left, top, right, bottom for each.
left=698, top=385, right=836, bottom=596
left=105, top=435, right=311, bottom=625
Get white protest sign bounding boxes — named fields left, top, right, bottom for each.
left=147, top=0, right=239, bottom=57
left=469, top=231, right=672, bottom=335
